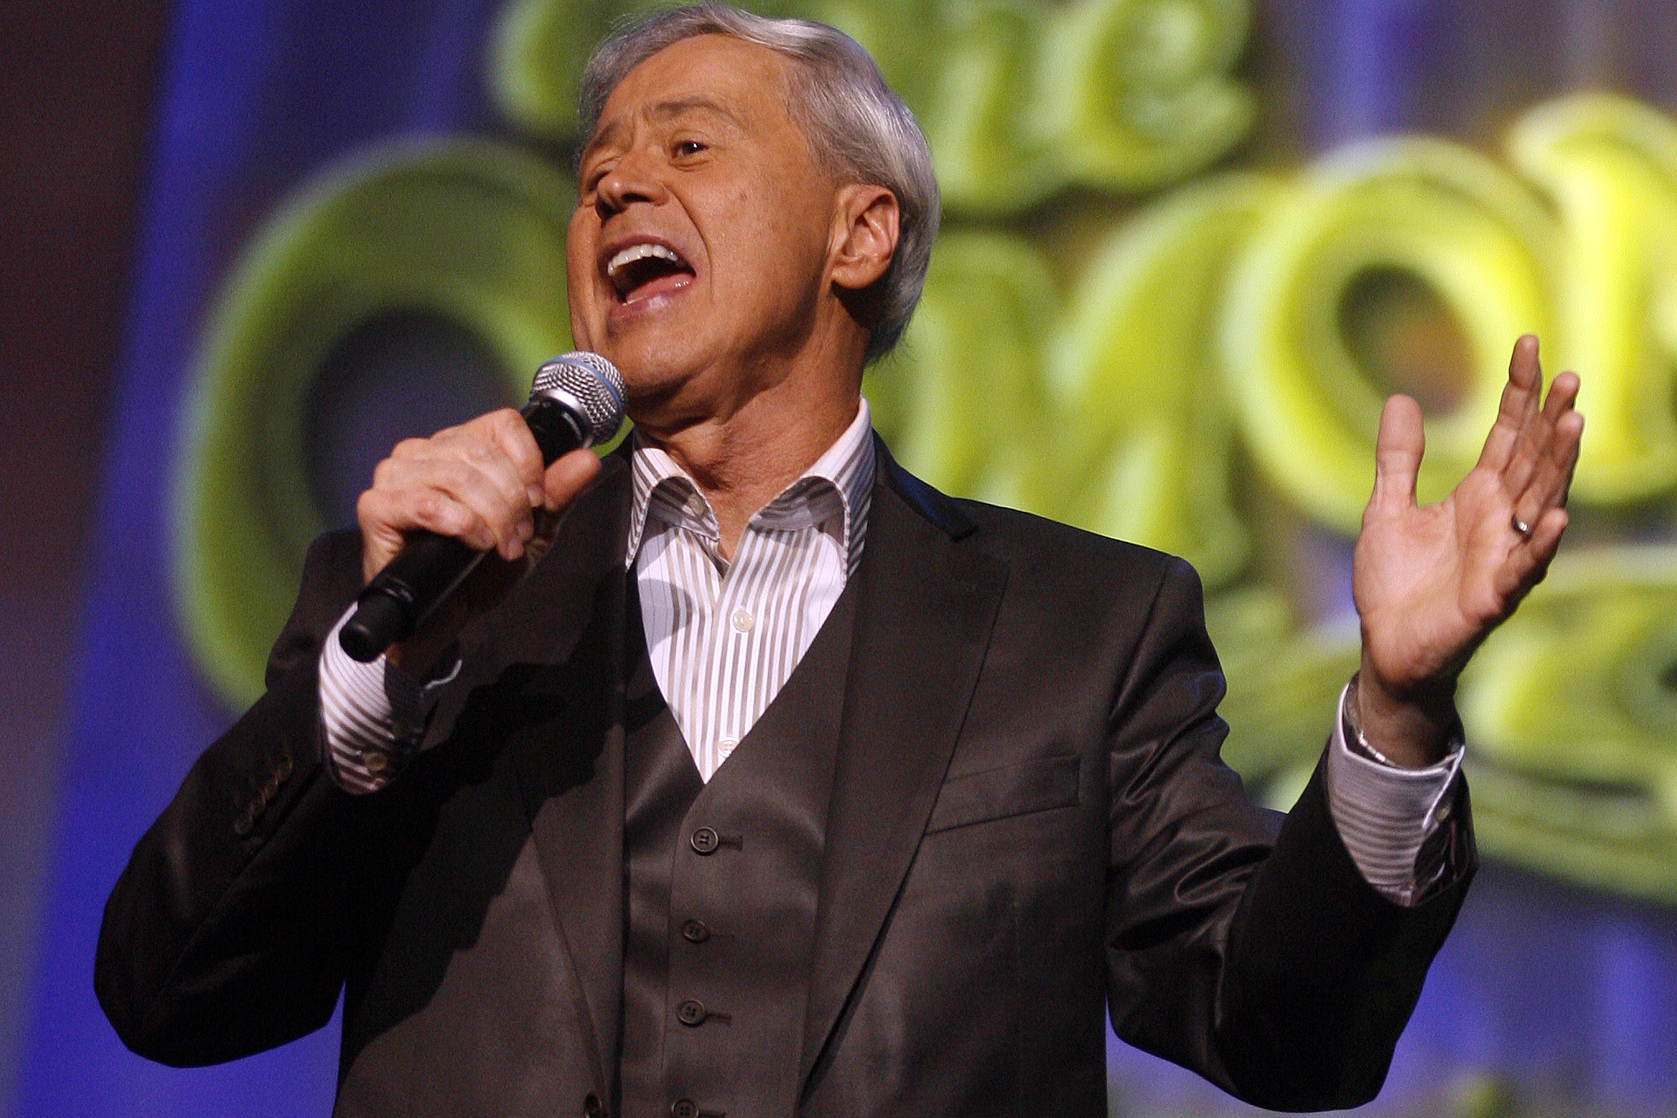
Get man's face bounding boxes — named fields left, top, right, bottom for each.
left=567, top=35, right=842, bottom=423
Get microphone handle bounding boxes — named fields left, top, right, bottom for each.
left=337, top=398, right=591, bottom=663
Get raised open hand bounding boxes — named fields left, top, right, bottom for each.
left=1351, top=335, right=1583, bottom=765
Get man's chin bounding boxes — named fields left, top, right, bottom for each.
left=600, top=346, right=709, bottom=411
left=594, top=320, right=711, bottom=380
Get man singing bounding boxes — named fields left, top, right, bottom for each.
left=97, top=6, right=1583, bottom=1117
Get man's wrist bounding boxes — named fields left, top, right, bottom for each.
left=1351, top=662, right=1459, bottom=768
left=319, top=606, right=461, bottom=793
left=1329, top=680, right=1466, bottom=905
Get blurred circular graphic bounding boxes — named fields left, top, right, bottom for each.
left=172, top=139, right=574, bottom=707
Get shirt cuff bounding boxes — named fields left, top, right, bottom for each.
left=318, top=605, right=460, bottom=793
left=1324, top=681, right=1464, bottom=907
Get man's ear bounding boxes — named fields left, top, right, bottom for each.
left=829, top=183, right=900, bottom=292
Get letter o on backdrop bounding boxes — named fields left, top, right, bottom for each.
left=1219, top=138, right=1557, bottom=533
left=173, top=140, right=576, bottom=708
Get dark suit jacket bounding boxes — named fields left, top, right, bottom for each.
left=97, top=441, right=1473, bottom=1116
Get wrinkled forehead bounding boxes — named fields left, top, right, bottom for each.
left=582, top=34, right=801, bottom=154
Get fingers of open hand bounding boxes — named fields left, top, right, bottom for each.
left=1492, top=505, right=1569, bottom=604
left=1483, top=363, right=1579, bottom=607
left=1468, top=335, right=1581, bottom=549
left=1476, top=334, right=1543, bottom=474
left=1509, top=374, right=1582, bottom=530
left=361, top=409, right=546, bottom=565
left=1470, top=349, right=1578, bottom=609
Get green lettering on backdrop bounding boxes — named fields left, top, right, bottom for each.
left=1510, top=95, right=1677, bottom=501
left=491, top=0, right=1254, bottom=212
left=174, top=141, right=574, bottom=707
left=1051, top=172, right=1281, bottom=588
left=174, top=0, right=1677, bottom=901
left=1458, top=548, right=1677, bottom=899
left=863, top=232, right=1059, bottom=513
left=1219, top=138, right=1557, bottom=532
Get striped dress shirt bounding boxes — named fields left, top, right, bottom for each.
left=316, top=397, right=1456, bottom=902
left=317, top=400, right=872, bottom=791
left=625, top=400, right=873, bottom=780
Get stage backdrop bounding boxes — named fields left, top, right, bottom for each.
left=15, top=0, right=1677, bottom=1115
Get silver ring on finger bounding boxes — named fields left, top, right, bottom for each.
left=1511, top=512, right=1533, bottom=541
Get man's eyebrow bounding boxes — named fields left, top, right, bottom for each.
left=646, top=95, right=744, bottom=127
left=582, top=96, right=746, bottom=163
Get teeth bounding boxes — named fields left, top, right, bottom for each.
left=606, top=242, right=683, bottom=279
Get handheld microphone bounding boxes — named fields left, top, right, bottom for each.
left=338, top=352, right=627, bottom=663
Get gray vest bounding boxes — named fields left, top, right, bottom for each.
left=616, top=579, right=860, bottom=1118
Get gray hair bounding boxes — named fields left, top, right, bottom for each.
left=578, top=3, right=940, bottom=363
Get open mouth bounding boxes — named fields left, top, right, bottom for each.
left=605, top=242, right=696, bottom=304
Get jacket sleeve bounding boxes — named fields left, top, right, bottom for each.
left=1104, top=557, right=1474, bottom=1111
left=95, top=529, right=377, bottom=1066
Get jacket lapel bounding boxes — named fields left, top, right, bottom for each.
left=798, top=444, right=1009, bottom=1092
left=413, top=439, right=1007, bottom=1096
left=425, top=451, right=634, bottom=1100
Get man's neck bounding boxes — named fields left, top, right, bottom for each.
left=657, top=402, right=863, bottom=558
left=630, top=358, right=865, bottom=559
left=614, top=300, right=874, bottom=557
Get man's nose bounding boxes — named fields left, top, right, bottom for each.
left=595, top=150, right=667, bottom=219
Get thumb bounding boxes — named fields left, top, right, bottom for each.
left=1371, top=394, right=1424, bottom=512
left=518, top=449, right=603, bottom=570
left=542, top=447, right=603, bottom=514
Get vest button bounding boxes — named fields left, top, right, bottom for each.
left=583, top=1092, right=604, bottom=1118
left=671, top=1099, right=698, bottom=1118
left=681, top=919, right=711, bottom=943
left=690, top=827, right=719, bottom=855
left=676, top=998, right=707, bottom=1026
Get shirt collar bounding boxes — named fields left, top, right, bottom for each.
left=625, top=397, right=875, bottom=574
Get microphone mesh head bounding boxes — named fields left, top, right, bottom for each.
left=528, top=352, right=626, bottom=446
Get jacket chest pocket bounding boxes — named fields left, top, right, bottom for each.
left=925, top=754, right=1081, bottom=834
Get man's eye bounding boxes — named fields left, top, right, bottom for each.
left=674, top=140, right=706, bottom=156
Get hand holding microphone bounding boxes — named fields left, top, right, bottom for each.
left=340, top=353, right=626, bottom=665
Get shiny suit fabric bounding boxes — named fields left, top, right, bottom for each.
left=96, top=441, right=1473, bottom=1116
